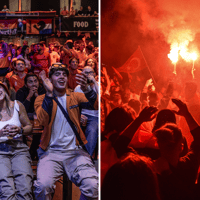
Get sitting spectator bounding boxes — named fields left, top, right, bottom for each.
left=16, top=73, right=46, bottom=160
left=9, top=58, right=27, bottom=92
left=16, top=73, right=46, bottom=115
left=102, top=152, right=160, bottom=200
left=0, top=81, right=33, bottom=199
left=68, top=58, right=81, bottom=90
left=74, top=66, right=99, bottom=156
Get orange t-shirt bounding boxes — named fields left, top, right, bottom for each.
left=0, top=52, right=11, bottom=69
left=9, top=73, right=26, bottom=92
left=33, top=51, right=50, bottom=73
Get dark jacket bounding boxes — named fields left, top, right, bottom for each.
left=16, top=85, right=46, bottom=114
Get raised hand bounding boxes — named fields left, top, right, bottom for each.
left=172, top=98, right=189, bottom=116
left=39, top=70, right=53, bottom=96
left=27, top=87, right=38, bottom=101
left=138, top=106, right=158, bottom=122
left=75, top=72, right=88, bottom=92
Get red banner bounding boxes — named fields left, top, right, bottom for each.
left=26, top=19, right=52, bottom=34
left=0, top=19, right=17, bottom=35
left=117, top=46, right=148, bottom=73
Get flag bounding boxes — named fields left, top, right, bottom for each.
left=117, top=46, right=148, bottom=73
left=117, top=46, right=153, bottom=93
left=26, top=19, right=52, bottom=34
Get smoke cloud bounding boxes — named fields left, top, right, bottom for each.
left=101, top=0, right=200, bottom=85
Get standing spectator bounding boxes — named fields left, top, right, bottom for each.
left=68, top=58, right=81, bottom=90
left=60, top=40, right=77, bottom=67
left=6, top=58, right=18, bottom=80
left=16, top=46, right=22, bottom=56
left=29, top=43, right=36, bottom=62
left=23, top=40, right=28, bottom=46
left=9, top=58, right=27, bottom=92
left=60, top=6, right=69, bottom=16
left=70, top=7, right=76, bottom=16
left=49, top=43, right=60, bottom=65
left=0, top=41, right=11, bottom=76
left=76, top=41, right=88, bottom=70
left=87, top=6, right=94, bottom=16
left=32, top=42, right=51, bottom=76
left=40, top=41, right=49, bottom=52
left=78, top=6, right=84, bottom=16
left=2, top=5, right=9, bottom=11
left=74, top=66, right=99, bottom=156
left=17, top=45, right=31, bottom=71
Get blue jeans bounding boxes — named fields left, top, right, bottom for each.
left=83, top=114, right=98, bottom=157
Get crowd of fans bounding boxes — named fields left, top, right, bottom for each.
left=0, top=38, right=99, bottom=160
left=60, top=5, right=98, bottom=17
left=101, top=66, right=200, bottom=200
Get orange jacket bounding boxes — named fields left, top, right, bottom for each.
left=34, top=88, right=98, bottom=150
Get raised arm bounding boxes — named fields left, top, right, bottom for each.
left=113, top=106, right=158, bottom=157
left=172, top=98, right=199, bottom=131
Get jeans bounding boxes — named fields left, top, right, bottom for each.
left=83, top=114, right=98, bottom=157
left=34, top=148, right=98, bottom=200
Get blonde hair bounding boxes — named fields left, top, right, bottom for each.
left=0, top=89, right=11, bottom=121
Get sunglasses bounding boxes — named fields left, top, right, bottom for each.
left=49, top=63, right=67, bottom=71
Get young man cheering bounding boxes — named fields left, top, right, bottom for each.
left=34, top=63, right=98, bottom=200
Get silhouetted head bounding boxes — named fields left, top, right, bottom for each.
left=102, top=152, right=160, bottom=200
left=104, top=105, right=136, bottom=137
left=152, top=109, right=176, bottom=133
left=154, top=123, right=183, bottom=155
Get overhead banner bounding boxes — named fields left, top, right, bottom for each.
left=61, top=17, right=98, bottom=32
left=26, top=19, right=52, bottom=34
left=0, top=19, right=17, bottom=35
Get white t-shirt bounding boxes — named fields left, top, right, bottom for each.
left=50, top=51, right=60, bottom=64
left=49, top=94, right=76, bottom=150
left=74, top=84, right=98, bottom=117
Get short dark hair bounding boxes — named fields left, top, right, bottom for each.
left=24, top=73, right=39, bottom=85
left=16, top=58, right=26, bottom=65
left=38, top=42, right=44, bottom=47
left=49, top=67, right=69, bottom=78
